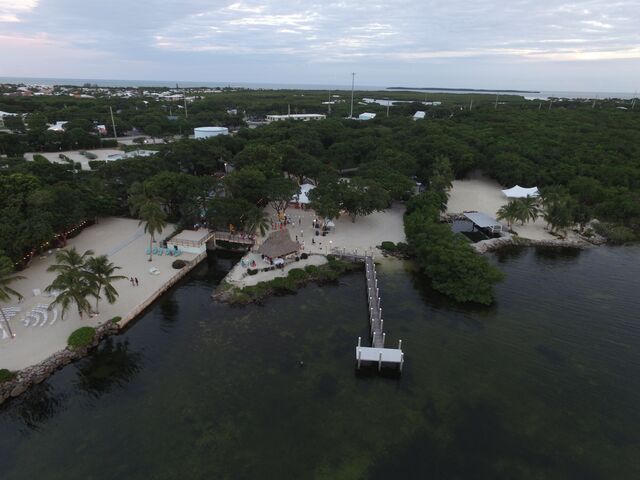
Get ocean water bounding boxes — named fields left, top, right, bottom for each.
left=0, top=76, right=636, bottom=99
left=0, top=246, right=638, bottom=479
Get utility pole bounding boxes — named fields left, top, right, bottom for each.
left=386, top=100, right=390, bottom=117
left=109, top=106, right=117, bottom=139
left=328, top=92, right=332, bottom=115
left=350, top=72, right=356, bottom=119
left=548, top=99, right=553, bottom=112
left=183, top=89, right=188, bottom=118
left=469, top=99, right=473, bottom=111
left=494, top=94, right=499, bottom=110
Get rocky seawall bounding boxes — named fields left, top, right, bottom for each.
left=0, top=322, right=119, bottom=405
left=471, top=235, right=594, bottom=254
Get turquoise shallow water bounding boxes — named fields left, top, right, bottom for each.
left=0, top=247, right=639, bottom=479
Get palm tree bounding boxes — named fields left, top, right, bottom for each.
left=46, top=271, right=94, bottom=320
left=243, top=208, right=270, bottom=237
left=46, top=247, right=95, bottom=320
left=496, top=201, right=519, bottom=229
left=0, top=257, right=24, bottom=339
left=129, top=186, right=167, bottom=262
left=519, top=196, right=540, bottom=223
left=85, top=255, right=126, bottom=313
left=140, top=202, right=167, bottom=262
left=47, top=248, right=94, bottom=274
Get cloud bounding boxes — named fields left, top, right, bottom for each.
left=0, top=0, right=38, bottom=22
left=1, top=0, right=639, bottom=90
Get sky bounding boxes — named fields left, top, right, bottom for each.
left=1, top=0, right=639, bottom=92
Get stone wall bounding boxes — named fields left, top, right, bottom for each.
left=0, top=251, right=207, bottom=406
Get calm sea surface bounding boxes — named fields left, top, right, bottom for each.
left=0, top=246, right=639, bottom=479
left=0, top=77, right=636, bottom=99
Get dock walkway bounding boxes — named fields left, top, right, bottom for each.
left=331, top=249, right=404, bottom=373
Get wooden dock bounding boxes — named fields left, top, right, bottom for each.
left=336, top=251, right=404, bottom=373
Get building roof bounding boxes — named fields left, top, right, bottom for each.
left=463, top=212, right=502, bottom=229
left=258, top=230, right=299, bottom=258
left=172, top=228, right=212, bottom=245
left=413, top=111, right=426, bottom=119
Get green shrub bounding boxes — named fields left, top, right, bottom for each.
left=316, top=268, right=340, bottom=282
left=287, top=268, right=308, bottom=282
left=88, top=160, right=106, bottom=170
left=109, top=316, right=122, bottom=324
left=327, top=258, right=350, bottom=274
left=300, top=253, right=309, bottom=260
left=33, top=154, right=48, bottom=162
left=172, top=259, right=187, bottom=269
left=101, top=139, right=118, bottom=148
left=380, top=241, right=397, bottom=251
left=67, top=327, right=96, bottom=349
left=269, top=276, right=296, bottom=293
left=229, top=290, right=251, bottom=305
left=83, top=151, right=98, bottom=160
left=326, top=254, right=336, bottom=261
left=304, top=264, right=319, bottom=274
left=0, top=369, right=16, bottom=383
left=607, top=226, right=636, bottom=244
left=247, top=268, right=258, bottom=275
left=396, top=242, right=411, bottom=255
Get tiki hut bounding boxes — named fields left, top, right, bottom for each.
left=257, top=230, right=300, bottom=258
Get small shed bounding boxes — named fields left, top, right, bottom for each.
left=167, top=228, right=213, bottom=254
left=258, top=230, right=300, bottom=258
left=463, top=212, right=503, bottom=234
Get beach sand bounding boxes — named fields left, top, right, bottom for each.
left=447, top=173, right=561, bottom=241
left=225, top=203, right=407, bottom=288
left=0, top=217, right=198, bottom=371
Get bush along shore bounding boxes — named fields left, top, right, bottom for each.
left=213, top=256, right=362, bottom=305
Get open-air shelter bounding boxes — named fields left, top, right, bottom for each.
left=463, top=212, right=503, bottom=234
left=257, top=230, right=300, bottom=259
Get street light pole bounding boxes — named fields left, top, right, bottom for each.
left=350, top=72, right=356, bottom=119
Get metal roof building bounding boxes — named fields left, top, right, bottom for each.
left=463, top=212, right=503, bottom=233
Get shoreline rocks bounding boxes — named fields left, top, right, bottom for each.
left=0, top=322, right=119, bottom=405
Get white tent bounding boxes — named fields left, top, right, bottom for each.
left=291, top=183, right=316, bottom=204
left=502, top=185, right=540, bottom=198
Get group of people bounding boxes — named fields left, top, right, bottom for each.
left=129, top=277, right=139, bottom=286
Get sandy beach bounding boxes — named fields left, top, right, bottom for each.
left=224, top=202, right=407, bottom=288
left=447, top=172, right=570, bottom=241
left=0, top=217, right=198, bottom=371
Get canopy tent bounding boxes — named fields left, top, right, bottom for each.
left=291, top=183, right=316, bottom=205
left=502, top=185, right=539, bottom=198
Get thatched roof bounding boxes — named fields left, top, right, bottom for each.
left=258, top=230, right=300, bottom=258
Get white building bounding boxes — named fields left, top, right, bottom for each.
left=413, top=111, right=426, bottom=120
left=167, top=229, right=213, bottom=255
left=358, top=112, right=376, bottom=121
left=194, top=126, right=229, bottom=139
left=47, top=121, right=68, bottom=132
left=265, top=114, right=326, bottom=122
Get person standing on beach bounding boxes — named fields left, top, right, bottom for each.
left=130, top=277, right=135, bottom=286
left=135, top=277, right=139, bottom=286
